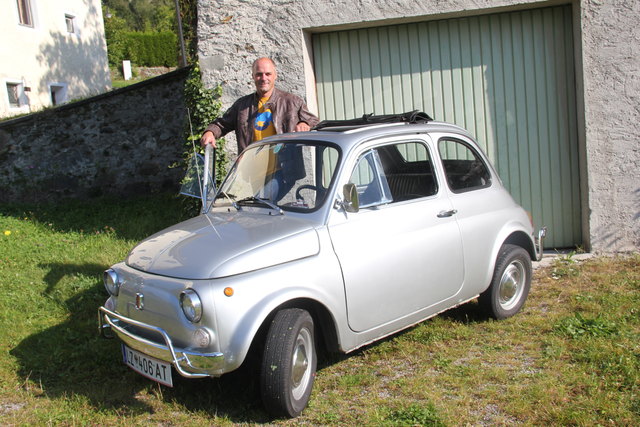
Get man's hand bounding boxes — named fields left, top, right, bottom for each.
left=294, top=122, right=311, bottom=132
left=200, top=131, right=217, bottom=148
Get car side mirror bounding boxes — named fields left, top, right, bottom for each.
left=342, top=183, right=360, bottom=213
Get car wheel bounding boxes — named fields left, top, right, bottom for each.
left=260, top=308, right=316, bottom=418
left=479, top=244, right=532, bottom=320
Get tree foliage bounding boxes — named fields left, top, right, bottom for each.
left=102, top=0, right=197, bottom=67
left=103, top=12, right=129, bottom=66
left=103, top=0, right=175, bottom=32
left=175, top=0, right=198, bottom=63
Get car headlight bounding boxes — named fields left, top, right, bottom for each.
left=103, top=269, right=120, bottom=296
left=180, top=289, right=202, bottom=323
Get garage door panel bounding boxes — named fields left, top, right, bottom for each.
left=313, top=5, right=580, bottom=248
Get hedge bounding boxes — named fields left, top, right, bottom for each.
left=123, top=31, right=178, bottom=67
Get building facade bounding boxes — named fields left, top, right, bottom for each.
left=1, top=0, right=111, bottom=118
left=196, top=0, right=640, bottom=253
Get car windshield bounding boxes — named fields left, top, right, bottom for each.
left=216, top=141, right=340, bottom=211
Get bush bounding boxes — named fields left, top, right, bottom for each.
left=104, top=14, right=128, bottom=66
left=124, top=31, right=178, bottom=67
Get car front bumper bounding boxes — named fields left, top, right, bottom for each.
left=535, top=227, right=547, bottom=261
left=98, top=306, right=225, bottom=378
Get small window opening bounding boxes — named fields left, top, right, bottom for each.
left=65, top=14, right=76, bottom=33
left=7, top=83, right=22, bottom=107
left=50, top=85, right=67, bottom=106
left=17, top=0, right=33, bottom=27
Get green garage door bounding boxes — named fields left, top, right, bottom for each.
left=313, top=5, right=580, bottom=248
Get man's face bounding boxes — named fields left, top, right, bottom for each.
left=253, top=59, right=277, bottom=97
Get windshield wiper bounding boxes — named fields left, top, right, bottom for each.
left=236, top=196, right=284, bottom=215
left=216, top=191, right=240, bottom=210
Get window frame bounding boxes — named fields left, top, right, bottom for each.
left=49, top=83, right=68, bottom=106
left=5, top=80, right=29, bottom=111
left=6, top=83, right=21, bottom=108
left=16, top=0, right=34, bottom=27
left=348, top=149, right=393, bottom=209
left=65, top=13, right=76, bottom=34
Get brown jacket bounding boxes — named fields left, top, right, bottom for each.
left=205, top=88, right=319, bottom=152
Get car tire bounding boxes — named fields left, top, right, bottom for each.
left=260, top=308, right=317, bottom=418
left=479, top=244, right=532, bottom=320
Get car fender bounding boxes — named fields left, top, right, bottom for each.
left=480, top=217, right=536, bottom=293
left=207, top=241, right=346, bottom=373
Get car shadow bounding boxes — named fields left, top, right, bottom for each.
left=323, top=299, right=491, bottom=364
left=9, top=261, right=274, bottom=422
left=11, top=257, right=491, bottom=423
left=438, top=299, right=488, bottom=323
left=10, top=262, right=156, bottom=414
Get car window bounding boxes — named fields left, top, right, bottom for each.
left=349, top=141, right=438, bottom=207
left=379, top=141, right=438, bottom=201
left=218, top=142, right=340, bottom=211
left=438, top=138, right=491, bottom=192
left=349, top=150, right=393, bottom=208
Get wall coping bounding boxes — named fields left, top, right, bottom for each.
left=0, top=66, right=192, bottom=129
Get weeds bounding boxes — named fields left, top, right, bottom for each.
left=382, top=402, right=444, bottom=426
left=550, top=250, right=580, bottom=279
left=555, top=313, right=619, bottom=338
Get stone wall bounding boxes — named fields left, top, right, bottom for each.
left=197, top=0, right=640, bottom=252
left=0, top=67, right=190, bottom=204
left=578, top=0, right=640, bottom=252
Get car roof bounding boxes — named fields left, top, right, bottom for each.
left=265, top=114, right=477, bottom=154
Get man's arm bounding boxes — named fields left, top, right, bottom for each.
left=200, top=100, right=240, bottom=146
left=295, top=102, right=320, bottom=131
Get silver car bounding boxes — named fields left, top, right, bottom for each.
left=98, top=112, right=545, bottom=418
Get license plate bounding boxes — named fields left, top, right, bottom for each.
left=122, top=344, right=173, bottom=387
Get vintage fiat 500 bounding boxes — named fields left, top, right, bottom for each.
left=98, top=112, right=545, bottom=418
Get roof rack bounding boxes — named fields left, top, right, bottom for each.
left=313, top=110, right=433, bottom=131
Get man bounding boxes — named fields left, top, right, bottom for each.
left=200, top=57, right=319, bottom=152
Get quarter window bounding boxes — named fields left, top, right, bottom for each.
left=438, top=138, right=491, bottom=192
left=17, top=0, right=33, bottom=27
left=349, top=150, right=393, bottom=208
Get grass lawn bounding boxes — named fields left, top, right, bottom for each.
left=1, top=194, right=638, bottom=425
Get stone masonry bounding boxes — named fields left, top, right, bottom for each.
left=197, top=0, right=640, bottom=252
left=0, top=67, right=190, bottom=204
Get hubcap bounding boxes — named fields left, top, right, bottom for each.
left=290, top=327, right=312, bottom=400
left=498, top=260, right=526, bottom=311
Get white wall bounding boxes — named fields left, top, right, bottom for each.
left=0, top=0, right=111, bottom=118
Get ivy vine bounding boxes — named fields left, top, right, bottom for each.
left=181, top=63, right=228, bottom=215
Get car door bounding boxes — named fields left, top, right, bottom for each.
left=327, top=137, right=465, bottom=333
left=436, top=134, right=511, bottom=294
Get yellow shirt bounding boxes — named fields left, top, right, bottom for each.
left=253, top=96, right=276, bottom=141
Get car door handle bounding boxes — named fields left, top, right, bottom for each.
left=437, top=209, right=458, bottom=218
